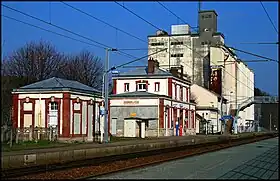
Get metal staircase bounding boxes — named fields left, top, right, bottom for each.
left=233, top=96, right=279, bottom=134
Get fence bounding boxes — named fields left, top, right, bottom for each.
left=1, top=125, right=59, bottom=144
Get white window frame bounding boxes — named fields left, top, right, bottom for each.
left=137, top=83, right=147, bottom=91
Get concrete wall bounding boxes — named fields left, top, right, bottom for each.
left=110, top=106, right=159, bottom=137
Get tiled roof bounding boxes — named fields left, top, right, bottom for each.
left=14, top=77, right=101, bottom=94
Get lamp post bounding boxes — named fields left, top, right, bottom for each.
left=102, top=48, right=118, bottom=143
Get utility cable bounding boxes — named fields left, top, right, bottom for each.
left=2, top=14, right=105, bottom=49
left=226, top=46, right=278, bottom=63
left=109, top=48, right=168, bottom=71
left=260, top=1, right=278, bottom=34
left=156, top=1, right=196, bottom=30
left=2, top=4, right=137, bottom=60
left=60, top=1, right=148, bottom=44
left=114, top=2, right=255, bottom=92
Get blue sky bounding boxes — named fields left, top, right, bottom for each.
left=1, top=1, right=278, bottom=96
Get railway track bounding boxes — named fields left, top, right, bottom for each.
left=2, top=133, right=277, bottom=180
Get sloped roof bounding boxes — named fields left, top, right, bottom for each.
left=13, top=77, right=101, bottom=94
left=117, top=66, right=172, bottom=77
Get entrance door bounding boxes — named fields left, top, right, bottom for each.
left=49, top=102, right=58, bottom=127
left=111, top=118, right=117, bottom=135
left=124, top=120, right=136, bottom=137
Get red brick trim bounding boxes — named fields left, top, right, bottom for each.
left=112, top=79, right=117, bottom=94
left=159, top=98, right=164, bottom=128
left=167, top=107, right=170, bottom=128
left=62, top=93, right=70, bottom=137
left=168, top=78, right=172, bottom=97
left=174, top=83, right=177, bottom=100
left=12, top=94, right=19, bottom=128
left=186, top=87, right=189, bottom=102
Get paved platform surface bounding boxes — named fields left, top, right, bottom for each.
left=95, top=137, right=279, bottom=179
left=2, top=134, right=226, bottom=156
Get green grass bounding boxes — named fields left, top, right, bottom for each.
left=1, top=140, right=83, bottom=152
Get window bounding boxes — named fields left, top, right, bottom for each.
left=171, top=41, right=183, bottom=45
left=137, top=83, right=147, bottom=91
left=150, top=42, right=164, bottom=46
left=155, top=82, right=160, bottom=92
left=124, top=83, right=129, bottom=92
left=171, top=54, right=183, bottom=57
left=180, top=86, right=183, bottom=101
left=50, top=102, right=58, bottom=110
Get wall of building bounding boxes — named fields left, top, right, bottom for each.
left=110, top=106, right=159, bottom=137
left=115, top=78, right=168, bottom=95
left=15, top=92, right=102, bottom=140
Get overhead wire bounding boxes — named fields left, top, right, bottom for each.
left=259, top=1, right=278, bottom=34
left=156, top=1, right=196, bottom=30
left=114, top=1, right=255, bottom=93
left=2, top=4, right=138, bottom=60
left=2, top=14, right=105, bottom=49
left=60, top=1, right=148, bottom=44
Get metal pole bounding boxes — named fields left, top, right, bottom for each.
left=269, top=113, right=272, bottom=132
left=104, top=48, right=109, bottom=143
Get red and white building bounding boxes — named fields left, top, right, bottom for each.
left=11, top=77, right=103, bottom=141
left=109, top=58, right=196, bottom=137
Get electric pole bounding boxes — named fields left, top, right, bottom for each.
left=269, top=113, right=272, bottom=132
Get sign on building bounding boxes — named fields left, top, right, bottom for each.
left=210, top=68, right=222, bottom=95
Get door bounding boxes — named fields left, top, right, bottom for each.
left=49, top=102, right=58, bottom=127
left=88, top=105, right=94, bottom=140
left=124, top=120, right=136, bottom=137
left=111, top=118, right=117, bottom=135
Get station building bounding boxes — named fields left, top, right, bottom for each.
left=109, top=58, right=196, bottom=137
left=11, top=77, right=103, bottom=141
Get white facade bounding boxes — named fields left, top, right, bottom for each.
left=210, top=46, right=255, bottom=125
left=191, top=84, right=226, bottom=133
left=148, top=34, right=194, bottom=77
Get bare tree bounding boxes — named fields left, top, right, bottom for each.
left=1, top=40, right=64, bottom=126
left=61, top=50, right=104, bottom=90
left=2, top=40, right=65, bottom=84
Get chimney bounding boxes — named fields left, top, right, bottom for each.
left=170, top=67, right=179, bottom=77
left=148, top=57, right=155, bottom=74
left=180, top=65, right=184, bottom=78
left=154, top=59, right=159, bottom=68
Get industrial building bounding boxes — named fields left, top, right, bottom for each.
left=147, top=9, right=255, bottom=128
left=109, top=58, right=196, bottom=137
